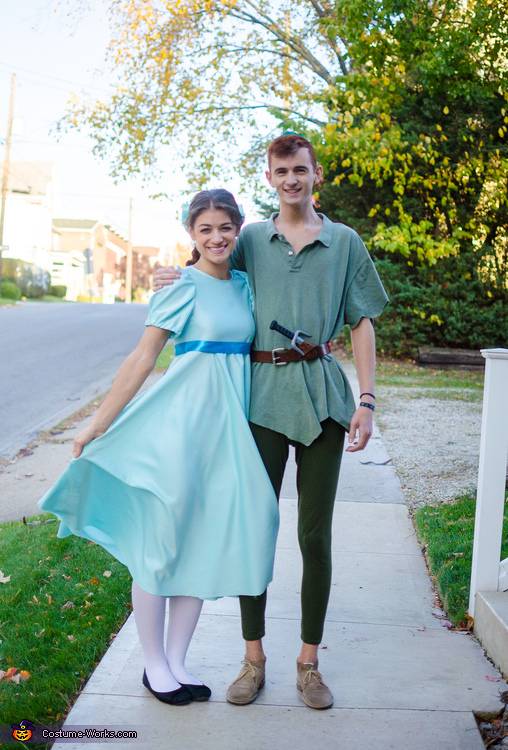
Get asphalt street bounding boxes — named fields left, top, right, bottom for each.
left=0, top=301, right=149, bottom=458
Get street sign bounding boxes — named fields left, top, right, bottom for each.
left=83, top=247, right=93, bottom=260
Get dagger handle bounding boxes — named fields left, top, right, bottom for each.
left=270, top=320, right=294, bottom=340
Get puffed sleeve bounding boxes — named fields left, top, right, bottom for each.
left=344, top=233, right=389, bottom=328
left=231, top=269, right=254, bottom=312
left=145, top=271, right=196, bottom=335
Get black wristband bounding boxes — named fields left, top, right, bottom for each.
left=360, top=392, right=375, bottom=399
left=359, top=401, right=375, bottom=411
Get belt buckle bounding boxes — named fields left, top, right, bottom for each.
left=272, top=348, right=287, bottom=366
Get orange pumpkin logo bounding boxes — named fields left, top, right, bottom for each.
left=12, top=719, right=34, bottom=741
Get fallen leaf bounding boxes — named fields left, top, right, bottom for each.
left=486, top=675, right=501, bottom=682
left=89, top=577, right=99, bottom=585
left=0, top=570, right=11, bottom=584
left=16, top=473, right=34, bottom=480
left=84, top=600, right=93, bottom=608
left=103, top=570, right=112, bottom=578
left=35, top=629, right=45, bottom=638
left=67, top=635, right=76, bottom=642
left=62, top=574, right=71, bottom=581
left=61, top=601, right=75, bottom=610
left=33, top=595, right=38, bottom=603
left=62, top=554, right=73, bottom=559
left=417, top=625, right=426, bottom=631
left=440, top=619, right=454, bottom=629
left=23, top=517, right=56, bottom=526
left=96, top=615, right=103, bottom=620
left=46, top=594, right=52, bottom=605
left=18, top=448, right=34, bottom=457
left=0, top=667, right=28, bottom=684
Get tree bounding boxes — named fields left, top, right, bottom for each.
left=315, top=0, right=508, bottom=274
left=63, top=0, right=352, bottom=184
left=66, top=0, right=508, bottom=276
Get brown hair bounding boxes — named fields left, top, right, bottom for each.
left=267, top=134, right=317, bottom=170
left=185, top=189, right=244, bottom=266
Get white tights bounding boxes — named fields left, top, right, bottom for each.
left=131, top=581, right=203, bottom=692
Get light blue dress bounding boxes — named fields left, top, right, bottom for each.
left=39, top=266, right=279, bottom=599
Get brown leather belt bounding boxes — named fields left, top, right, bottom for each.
left=251, top=341, right=332, bottom=366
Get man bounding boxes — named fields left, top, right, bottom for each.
left=154, top=134, right=388, bottom=709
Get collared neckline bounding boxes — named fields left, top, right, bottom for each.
left=266, top=213, right=333, bottom=248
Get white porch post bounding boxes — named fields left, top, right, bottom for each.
left=469, top=349, right=508, bottom=618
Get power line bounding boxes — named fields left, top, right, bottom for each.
left=0, top=60, right=113, bottom=96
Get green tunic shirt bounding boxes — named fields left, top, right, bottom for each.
left=230, top=213, right=389, bottom=446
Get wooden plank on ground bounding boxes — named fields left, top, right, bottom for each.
left=418, top=347, right=485, bottom=367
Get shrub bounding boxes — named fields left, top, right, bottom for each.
left=373, top=255, right=508, bottom=356
left=50, top=284, right=67, bottom=298
left=1, top=280, right=21, bottom=300
left=2, top=258, right=51, bottom=298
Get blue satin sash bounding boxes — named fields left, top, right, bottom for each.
left=174, top=340, right=251, bottom=356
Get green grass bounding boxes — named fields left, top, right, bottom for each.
left=375, top=358, right=485, bottom=390
left=25, top=295, right=71, bottom=303
left=414, top=493, right=508, bottom=627
left=0, top=513, right=132, bottom=749
left=155, top=342, right=174, bottom=371
left=0, top=297, right=19, bottom=306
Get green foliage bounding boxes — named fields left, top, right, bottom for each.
left=50, top=285, right=67, bottom=298
left=315, top=0, right=508, bottom=267
left=0, top=513, right=132, bottom=742
left=1, top=280, right=21, bottom=300
left=413, top=492, right=508, bottom=628
left=2, top=258, right=51, bottom=299
left=373, top=255, right=508, bottom=356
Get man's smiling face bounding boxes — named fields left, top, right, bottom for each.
left=266, top=148, right=323, bottom=209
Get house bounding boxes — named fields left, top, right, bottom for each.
left=51, top=219, right=127, bottom=301
left=1, top=161, right=56, bottom=270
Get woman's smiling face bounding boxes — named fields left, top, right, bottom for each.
left=190, top=208, right=239, bottom=276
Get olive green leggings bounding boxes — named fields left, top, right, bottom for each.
left=239, top=418, right=345, bottom=646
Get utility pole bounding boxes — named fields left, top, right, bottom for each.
left=125, top=198, right=133, bottom=303
left=0, top=73, right=15, bottom=284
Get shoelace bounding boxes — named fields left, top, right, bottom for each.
left=235, top=659, right=261, bottom=683
left=302, top=666, right=325, bottom=686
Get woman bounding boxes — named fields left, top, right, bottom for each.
left=39, top=189, right=279, bottom=706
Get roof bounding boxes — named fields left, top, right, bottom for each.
left=53, top=219, right=99, bottom=230
left=3, top=161, right=55, bottom=195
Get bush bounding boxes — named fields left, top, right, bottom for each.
left=50, top=284, right=67, bottom=298
left=2, top=258, right=51, bottom=299
left=1, top=280, right=21, bottom=300
left=373, top=255, right=508, bottom=356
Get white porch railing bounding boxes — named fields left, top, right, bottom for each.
left=469, top=349, right=508, bottom=618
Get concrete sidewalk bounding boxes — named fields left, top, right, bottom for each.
left=42, top=362, right=506, bottom=750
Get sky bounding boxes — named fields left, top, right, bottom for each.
left=0, top=0, right=262, bottom=250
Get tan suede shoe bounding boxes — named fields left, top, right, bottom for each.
left=226, top=658, right=266, bottom=705
left=296, top=659, right=333, bottom=709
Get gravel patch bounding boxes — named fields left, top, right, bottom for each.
left=376, top=386, right=483, bottom=507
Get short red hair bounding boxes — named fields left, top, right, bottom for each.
left=267, top=134, right=317, bottom=170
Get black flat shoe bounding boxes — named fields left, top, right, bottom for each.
left=142, top=670, right=192, bottom=705
left=179, top=683, right=211, bottom=701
